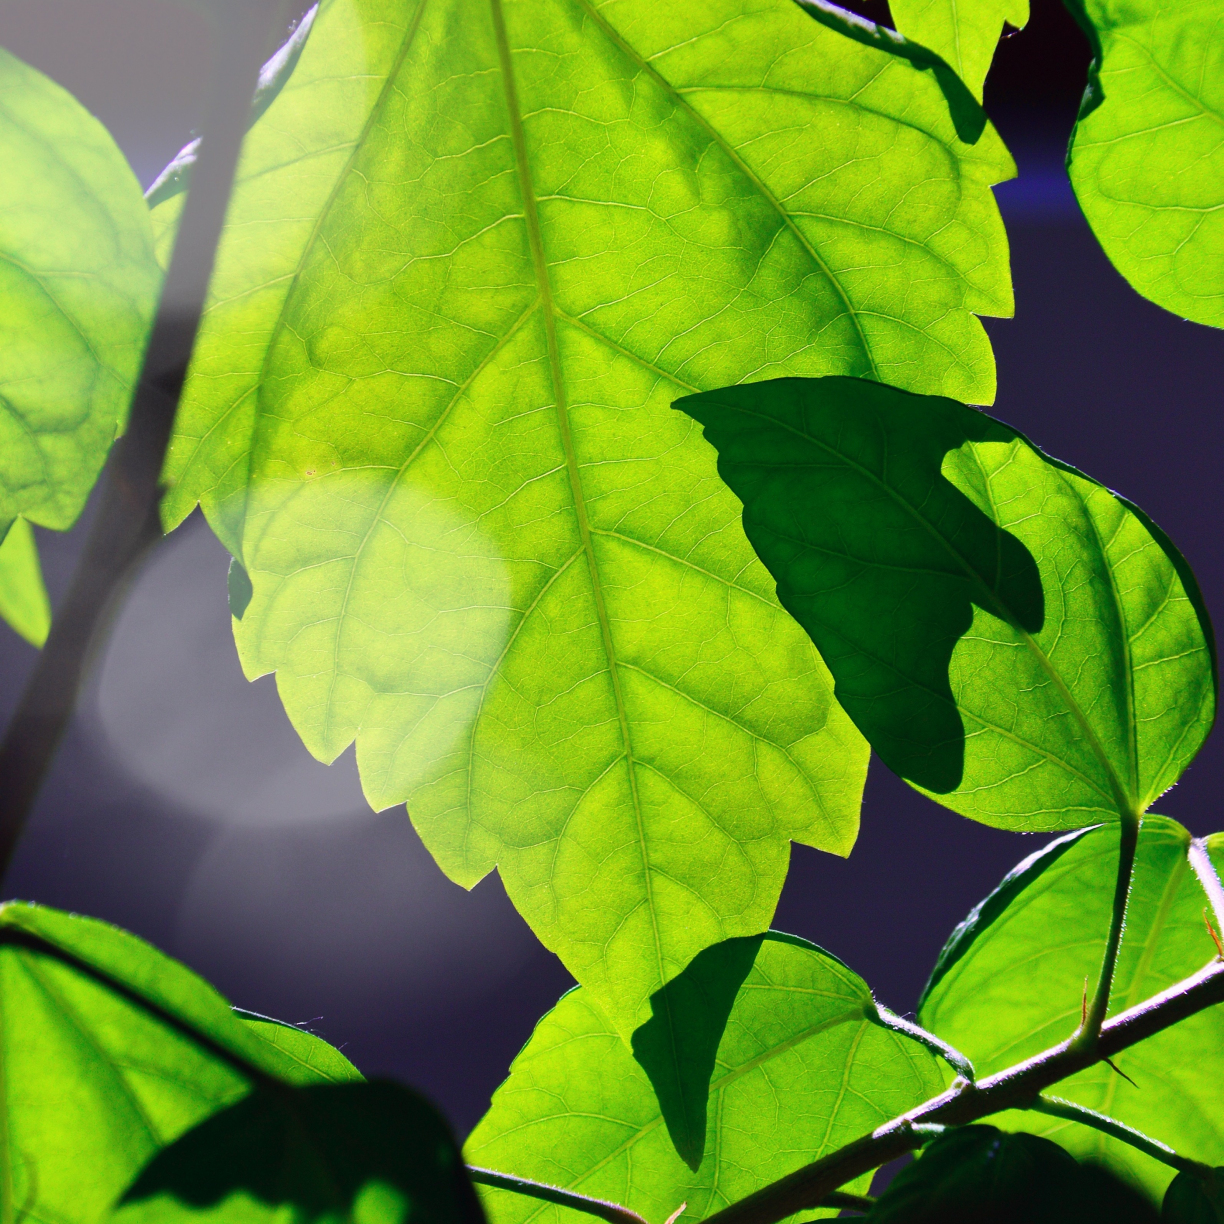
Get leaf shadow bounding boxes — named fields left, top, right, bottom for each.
left=631, top=934, right=763, bottom=1172
left=676, top=376, right=1045, bottom=795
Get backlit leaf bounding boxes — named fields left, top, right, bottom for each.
left=677, top=376, right=1216, bottom=829
left=114, top=1081, right=483, bottom=1224
left=0, top=901, right=360, bottom=1224
left=889, top=0, right=1029, bottom=101
left=150, top=0, right=1016, bottom=1032
left=466, top=932, right=943, bottom=1222
left=917, top=818, right=1224, bottom=1199
left=1065, top=0, right=1224, bottom=328
left=0, top=48, right=158, bottom=541
left=0, top=518, right=51, bottom=647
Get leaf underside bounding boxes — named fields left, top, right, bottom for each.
left=466, top=932, right=943, bottom=1224
left=0, top=518, right=51, bottom=646
left=1067, top=0, right=1224, bottom=328
left=155, top=0, right=1015, bottom=1030
left=0, top=48, right=158, bottom=541
left=677, top=375, right=1216, bottom=831
left=918, top=819, right=1224, bottom=1200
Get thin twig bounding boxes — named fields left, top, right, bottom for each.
left=467, top=1167, right=649, bottom=1224
left=1075, top=812, right=1140, bottom=1050
left=698, top=956, right=1224, bottom=1224
left=0, top=0, right=290, bottom=883
left=1029, top=1095, right=1211, bottom=1178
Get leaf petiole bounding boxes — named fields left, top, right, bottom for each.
left=466, top=1167, right=649, bottom=1224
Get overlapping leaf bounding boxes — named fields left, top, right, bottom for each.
left=678, top=376, right=1216, bottom=829
left=1066, top=0, right=1224, bottom=328
left=152, top=0, right=1017, bottom=1032
left=0, top=901, right=360, bottom=1223
left=0, top=49, right=158, bottom=540
left=889, top=0, right=1029, bottom=100
left=917, top=818, right=1224, bottom=1199
left=0, top=518, right=51, bottom=646
left=466, top=933, right=944, bottom=1223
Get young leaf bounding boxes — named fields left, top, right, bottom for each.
left=0, top=518, right=52, bottom=647
left=113, top=1081, right=484, bottom=1224
left=889, top=0, right=1029, bottom=101
left=0, top=901, right=360, bottom=1224
left=1065, top=0, right=1224, bottom=329
left=864, top=1124, right=1158, bottom=1223
left=918, top=819, right=1224, bottom=1198
left=149, top=0, right=1016, bottom=1033
left=676, top=376, right=1217, bottom=829
left=1163, top=1169, right=1224, bottom=1224
left=466, top=932, right=943, bottom=1221
left=0, top=49, right=158, bottom=542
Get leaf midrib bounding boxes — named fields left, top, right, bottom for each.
left=488, top=0, right=665, bottom=1007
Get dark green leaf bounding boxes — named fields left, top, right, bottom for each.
left=0, top=518, right=51, bottom=646
left=865, top=1125, right=1157, bottom=1223
left=0, top=49, right=158, bottom=541
left=1065, top=0, right=1224, bottom=328
left=467, top=933, right=943, bottom=1222
left=888, top=0, right=1029, bottom=101
left=918, top=819, right=1224, bottom=1198
left=0, top=902, right=360, bottom=1223
left=114, top=1081, right=484, bottom=1224
left=1163, top=1169, right=1224, bottom=1224
left=676, top=375, right=1216, bottom=828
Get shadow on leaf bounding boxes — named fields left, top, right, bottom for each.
left=676, top=376, right=1043, bottom=795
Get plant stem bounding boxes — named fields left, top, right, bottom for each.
left=1189, top=837, right=1224, bottom=938
left=467, top=1167, right=649, bottom=1224
left=1028, top=1095, right=1211, bottom=1178
left=699, top=955, right=1224, bottom=1224
left=0, top=0, right=289, bottom=884
left=875, top=1005, right=974, bottom=1081
left=1075, top=811, right=1141, bottom=1049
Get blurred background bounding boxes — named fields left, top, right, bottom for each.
left=0, top=0, right=1220, bottom=1141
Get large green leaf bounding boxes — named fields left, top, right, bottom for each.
left=151, top=0, right=1017, bottom=1032
left=0, top=517, right=51, bottom=647
left=677, top=376, right=1216, bottom=829
left=0, top=901, right=360, bottom=1224
left=889, top=0, right=1029, bottom=101
left=466, top=932, right=944, bottom=1222
left=917, top=818, right=1224, bottom=1199
left=1066, top=0, right=1224, bottom=329
left=0, top=48, right=158, bottom=541
left=114, top=1082, right=484, bottom=1224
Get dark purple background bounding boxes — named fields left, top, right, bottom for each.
left=1, top=0, right=1220, bottom=1140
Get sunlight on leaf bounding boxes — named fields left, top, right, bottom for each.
left=0, top=518, right=51, bottom=647
left=466, top=933, right=943, bottom=1221
left=0, top=902, right=359, bottom=1224
left=918, top=819, right=1224, bottom=1200
left=678, top=375, right=1216, bottom=830
left=1066, top=0, right=1224, bottom=328
left=148, top=0, right=1018, bottom=1032
left=0, top=49, right=158, bottom=542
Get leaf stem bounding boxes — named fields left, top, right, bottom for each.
left=0, top=0, right=291, bottom=884
left=1075, top=811, right=1141, bottom=1050
left=467, top=1167, right=649, bottom=1224
left=874, top=1004, right=975, bottom=1081
left=697, top=955, right=1224, bottom=1224
left=1189, top=837, right=1224, bottom=940
left=1028, top=1095, right=1211, bottom=1178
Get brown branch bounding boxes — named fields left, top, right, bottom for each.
left=700, top=958, right=1224, bottom=1224
left=0, top=0, right=291, bottom=881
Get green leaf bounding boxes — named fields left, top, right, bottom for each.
left=0, top=48, right=158, bottom=541
left=676, top=375, right=1216, bottom=829
left=864, top=1124, right=1157, bottom=1223
left=0, top=517, right=51, bottom=646
left=918, top=818, right=1224, bottom=1199
left=466, top=932, right=944, bottom=1222
left=1065, top=0, right=1224, bottom=328
left=150, top=0, right=1017, bottom=1033
left=113, top=1081, right=484, bottom=1224
left=1163, top=1170, right=1224, bottom=1224
left=889, top=0, right=1029, bottom=101
left=0, top=901, right=360, bottom=1224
